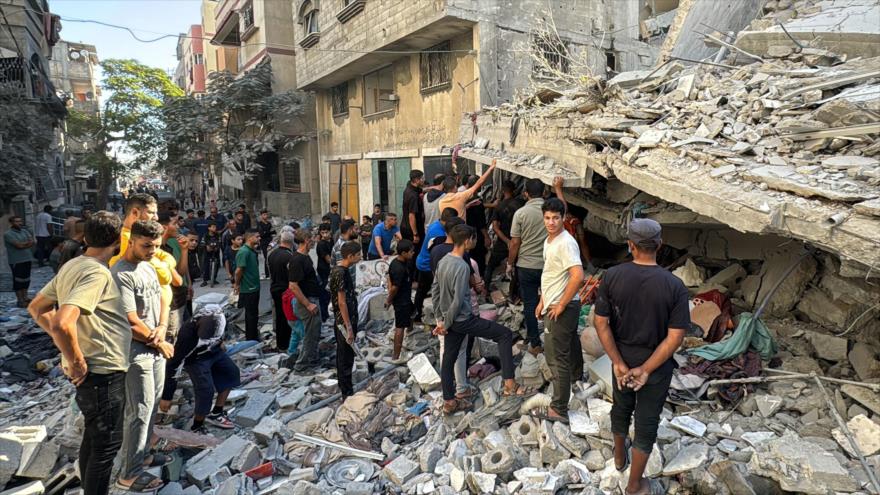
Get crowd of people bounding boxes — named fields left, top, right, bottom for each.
left=7, top=156, right=691, bottom=495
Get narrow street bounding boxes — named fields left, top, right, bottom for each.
left=1, top=0, right=880, bottom=494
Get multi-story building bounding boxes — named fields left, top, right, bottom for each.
left=0, top=0, right=66, bottom=278
left=294, top=0, right=667, bottom=218
left=174, top=25, right=207, bottom=95
left=50, top=40, right=102, bottom=205
left=200, top=0, right=238, bottom=76
left=210, top=0, right=320, bottom=218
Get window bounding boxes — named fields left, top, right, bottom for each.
left=533, top=35, right=569, bottom=77
left=298, top=1, right=320, bottom=48
left=363, top=66, right=394, bottom=115
left=240, top=2, right=255, bottom=34
left=605, top=51, right=618, bottom=73
left=331, top=82, right=348, bottom=116
left=337, top=0, right=365, bottom=23
left=282, top=158, right=302, bottom=192
left=194, top=53, right=204, bottom=65
left=420, top=41, right=451, bottom=93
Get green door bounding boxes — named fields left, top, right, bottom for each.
left=371, top=158, right=411, bottom=217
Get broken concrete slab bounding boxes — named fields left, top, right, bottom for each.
left=0, top=481, right=44, bottom=495
left=708, top=460, right=756, bottom=495
left=849, top=343, right=880, bottom=381
left=383, top=455, right=419, bottom=486
left=407, top=353, right=441, bottom=390
left=0, top=431, right=25, bottom=487
left=253, top=417, right=283, bottom=445
left=662, top=443, right=709, bottom=476
left=276, top=386, right=309, bottom=409
left=742, top=246, right=817, bottom=317
left=832, top=414, right=880, bottom=457
left=568, top=410, right=599, bottom=436
left=841, top=384, right=880, bottom=416
left=670, top=416, right=707, bottom=437
left=755, top=395, right=784, bottom=418
left=234, top=392, right=275, bottom=427
left=467, top=472, right=496, bottom=493
left=185, top=434, right=250, bottom=487
left=748, top=433, right=860, bottom=494
left=806, top=331, right=849, bottom=362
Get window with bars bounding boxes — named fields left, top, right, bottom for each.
left=420, top=41, right=451, bottom=93
left=282, top=159, right=302, bottom=192
left=532, top=36, right=569, bottom=77
left=240, top=3, right=255, bottom=32
left=331, top=82, right=348, bottom=116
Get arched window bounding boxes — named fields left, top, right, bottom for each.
left=299, top=1, right=319, bottom=35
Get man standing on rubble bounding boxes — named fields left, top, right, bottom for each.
left=5, top=215, right=35, bottom=308
left=412, top=207, right=458, bottom=323
left=289, top=228, right=324, bottom=372
left=28, top=212, right=130, bottom=495
left=268, top=230, right=296, bottom=352
left=233, top=229, right=262, bottom=342
left=112, top=220, right=174, bottom=493
left=535, top=198, right=585, bottom=422
left=595, top=219, right=689, bottom=495
left=432, top=224, right=533, bottom=414
left=485, top=180, right=522, bottom=297
left=329, top=241, right=363, bottom=397
left=438, top=159, right=497, bottom=219
left=508, top=178, right=548, bottom=354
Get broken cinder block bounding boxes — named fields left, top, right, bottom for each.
left=234, top=392, right=275, bottom=427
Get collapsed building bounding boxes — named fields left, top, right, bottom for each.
left=1, top=1, right=880, bottom=495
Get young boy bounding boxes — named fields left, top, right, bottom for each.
left=224, top=234, right=243, bottom=281
left=386, top=240, right=415, bottom=361
left=359, top=216, right=373, bottom=259
left=329, top=241, right=362, bottom=398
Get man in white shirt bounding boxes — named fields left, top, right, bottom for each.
left=536, top=197, right=585, bottom=422
left=35, top=205, right=53, bottom=267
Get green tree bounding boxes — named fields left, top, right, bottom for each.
left=69, top=59, right=182, bottom=208
left=163, top=59, right=309, bottom=212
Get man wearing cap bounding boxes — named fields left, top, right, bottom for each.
left=594, top=218, right=689, bottom=495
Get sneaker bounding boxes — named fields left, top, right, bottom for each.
left=206, top=411, right=234, bottom=429
left=190, top=423, right=209, bottom=435
left=200, top=281, right=208, bottom=287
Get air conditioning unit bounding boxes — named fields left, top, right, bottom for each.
left=380, top=93, right=399, bottom=102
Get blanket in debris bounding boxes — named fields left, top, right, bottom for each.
left=688, top=312, right=777, bottom=361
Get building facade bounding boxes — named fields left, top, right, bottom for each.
left=210, top=0, right=320, bottom=218
left=293, top=0, right=664, bottom=219
left=49, top=40, right=102, bottom=206
left=174, top=25, right=207, bottom=95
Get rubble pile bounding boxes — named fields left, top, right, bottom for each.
left=2, top=257, right=880, bottom=495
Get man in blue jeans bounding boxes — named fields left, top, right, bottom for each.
left=29, top=212, right=131, bottom=495
left=289, top=229, right=324, bottom=372
left=507, top=178, right=547, bottom=354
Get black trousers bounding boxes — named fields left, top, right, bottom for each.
left=442, top=316, right=514, bottom=401
left=271, top=290, right=291, bottom=351
left=485, top=243, right=519, bottom=297
left=335, top=314, right=359, bottom=397
left=544, top=301, right=583, bottom=415
left=202, top=251, right=220, bottom=283
left=75, top=371, right=126, bottom=495
left=610, top=365, right=674, bottom=453
left=260, top=244, right=270, bottom=275
left=238, top=290, right=260, bottom=341
left=413, top=269, right=433, bottom=319
left=35, top=236, right=51, bottom=264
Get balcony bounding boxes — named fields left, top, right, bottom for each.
left=336, top=0, right=366, bottom=24
left=71, top=99, right=100, bottom=115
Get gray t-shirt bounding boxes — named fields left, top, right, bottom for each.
left=510, top=198, right=547, bottom=270
left=111, top=258, right=162, bottom=350
left=432, top=254, right=473, bottom=327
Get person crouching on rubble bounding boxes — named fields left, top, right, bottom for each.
left=432, top=224, right=535, bottom=415
left=329, top=241, right=362, bottom=398
left=386, top=239, right=415, bottom=362
left=29, top=212, right=129, bottom=495
left=594, top=218, right=689, bottom=495
left=159, top=304, right=241, bottom=433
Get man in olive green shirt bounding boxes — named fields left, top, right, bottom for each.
left=233, top=228, right=261, bottom=341
left=508, top=178, right=548, bottom=353
left=28, top=211, right=130, bottom=495
left=4, top=215, right=35, bottom=308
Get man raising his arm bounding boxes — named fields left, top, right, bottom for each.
left=438, top=159, right=497, bottom=219
left=594, top=219, right=689, bottom=495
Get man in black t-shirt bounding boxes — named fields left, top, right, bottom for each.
left=267, top=231, right=295, bottom=352
left=256, top=209, right=276, bottom=277
left=315, top=224, right=333, bottom=322
left=288, top=229, right=323, bottom=372
left=329, top=241, right=362, bottom=397
left=200, top=223, right=222, bottom=286
left=401, top=170, right=425, bottom=277
left=385, top=240, right=414, bottom=361
left=485, top=180, right=523, bottom=294
left=594, top=219, right=689, bottom=495
left=464, top=175, right=490, bottom=282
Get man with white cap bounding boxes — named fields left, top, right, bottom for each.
left=594, top=218, right=689, bottom=495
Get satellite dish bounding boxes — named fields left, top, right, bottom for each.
left=68, top=50, right=81, bottom=60
left=80, top=49, right=90, bottom=60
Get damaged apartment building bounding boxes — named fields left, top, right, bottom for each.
left=294, top=0, right=667, bottom=217
left=458, top=0, right=880, bottom=346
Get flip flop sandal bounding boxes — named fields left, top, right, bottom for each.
left=529, top=407, right=569, bottom=424
left=615, top=437, right=632, bottom=472
left=114, top=472, right=163, bottom=493
left=626, top=478, right=665, bottom=495
left=455, top=388, right=476, bottom=400
left=442, top=397, right=473, bottom=415
left=501, top=384, right=538, bottom=398
left=144, top=453, right=173, bottom=468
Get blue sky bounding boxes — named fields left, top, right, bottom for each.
left=50, top=0, right=203, bottom=75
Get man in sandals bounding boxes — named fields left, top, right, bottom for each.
left=432, top=224, right=531, bottom=414
left=29, top=212, right=130, bottom=495
left=112, top=220, right=175, bottom=492
left=535, top=198, right=584, bottom=423
left=594, top=219, right=689, bottom=495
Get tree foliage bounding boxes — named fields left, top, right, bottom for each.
left=163, top=59, right=309, bottom=183
left=0, top=87, right=58, bottom=190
